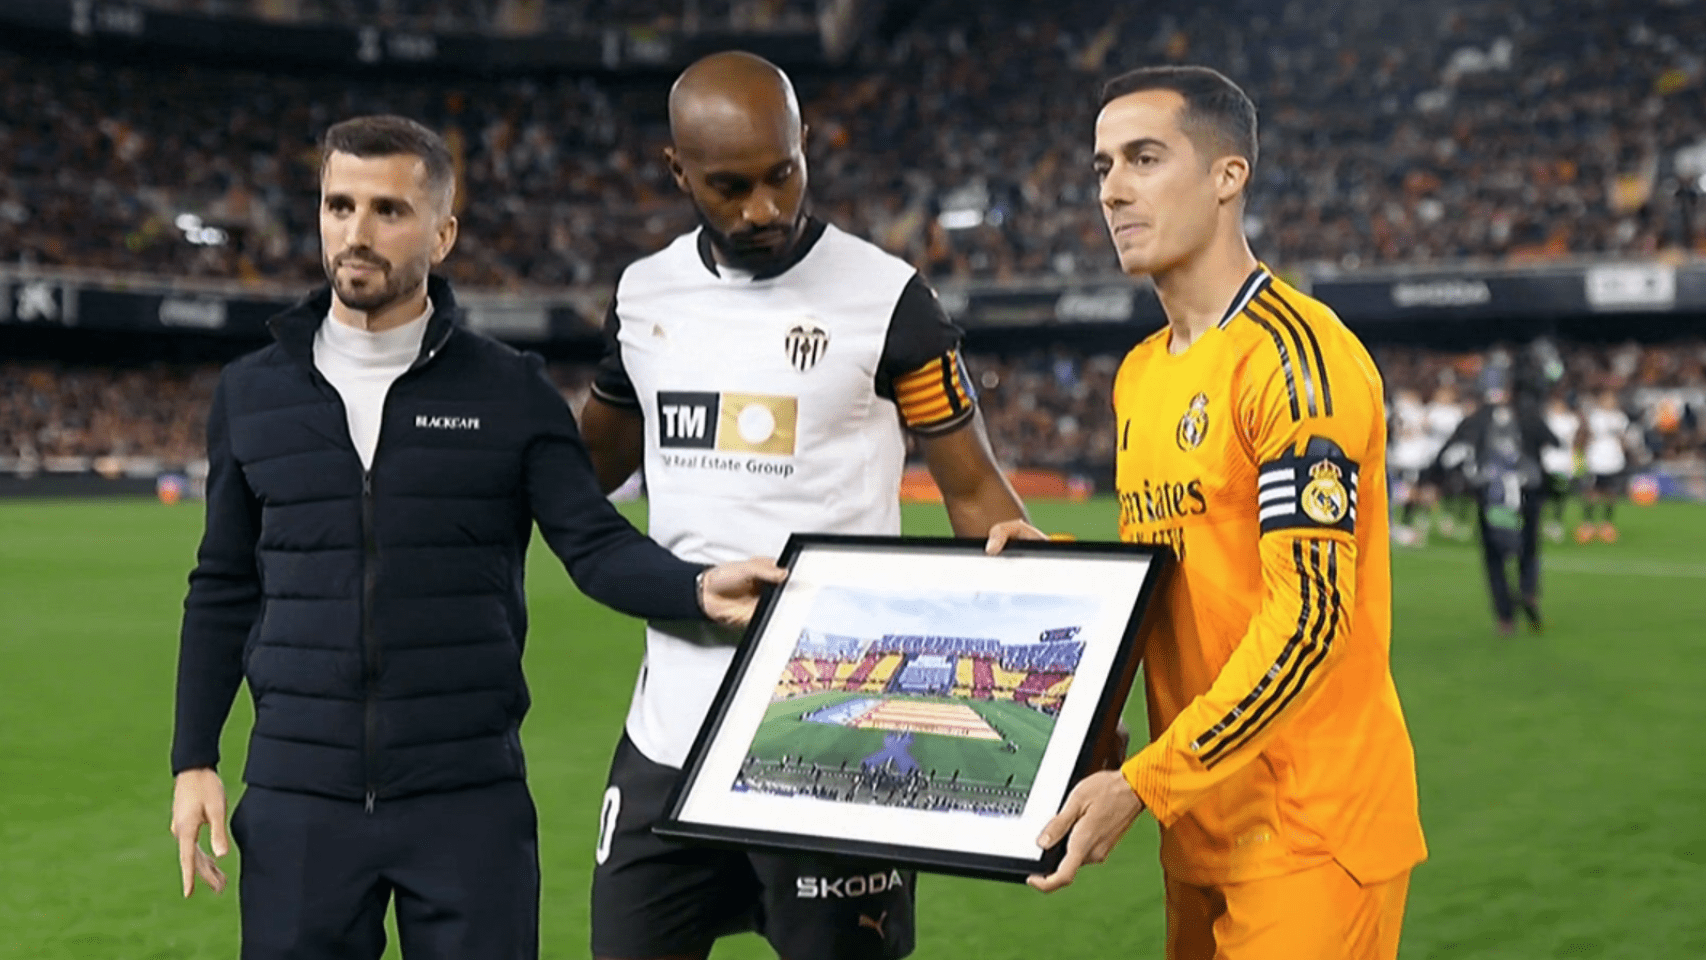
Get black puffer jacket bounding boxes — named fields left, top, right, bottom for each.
left=172, top=277, right=703, bottom=804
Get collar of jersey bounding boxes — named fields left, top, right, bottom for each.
left=1216, top=264, right=1274, bottom=330
left=696, top=216, right=828, bottom=282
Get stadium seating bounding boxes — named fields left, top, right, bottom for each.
left=863, top=653, right=904, bottom=691
left=131, top=0, right=823, bottom=33
left=1013, top=671, right=1071, bottom=712
left=971, top=658, right=996, bottom=699
left=4, top=0, right=1702, bottom=288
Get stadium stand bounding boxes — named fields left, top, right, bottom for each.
left=970, top=657, right=995, bottom=699
left=863, top=653, right=904, bottom=692
left=892, top=654, right=954, bottom=695
left=775, top=629, right=1083, bottom=717
left=875, top=635, right=1000, bottom=656
left=130, top=0, right=824, bottom=33
left=833, top=0, right=1706, bottom=277
left=4, top=0, right=1703, bottom=289
left=5, top=1, right=1706, bottom=502
left=998, top=640, right=1084, bottom=674
left=0, top=362, right=216, bottom=477
left=1013, top=672, right=1071, bottom=715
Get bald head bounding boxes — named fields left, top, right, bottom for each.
left=668, top=51, right=802, bottom=158
left=665, top=51, right=811, bottom=274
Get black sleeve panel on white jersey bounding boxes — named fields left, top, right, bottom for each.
left=874, top=274, right=977, bottom=436
left=590, top=286, right=639, bottom=409
left=874, top=274, right=964, bottom=399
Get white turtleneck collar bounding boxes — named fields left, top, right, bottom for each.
left=317, top=299, right=433, bottom=367
left=313, top=298, right=433, bottom=470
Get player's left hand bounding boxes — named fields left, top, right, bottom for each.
left=698, top=559, right=788, bottom=628
left=1027, top=770, right=1146, bottom=893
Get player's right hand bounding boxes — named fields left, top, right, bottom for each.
left=1028, top=770, right=1147, bottom=893
left=170, top=767, right=229, bottom=898
left=984, top=519, right=1050, bottom=554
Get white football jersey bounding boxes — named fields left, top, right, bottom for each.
left=1423, top=401, right=1463, bottom=461
left=1584, top=406, right=1630, bottom=475
left=592, top=219, right=975, bottom=767
left=1542, top=409, right=1580, bottom=476
left=1389, top=396, right=1432, bottom=471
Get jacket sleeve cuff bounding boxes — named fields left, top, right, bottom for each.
left=667, top=562, right=713, bottom=622
left=171, top=744, right=220, bottom=776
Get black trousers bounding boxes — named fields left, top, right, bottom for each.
left=232, top=780, right=539, bottom=960
left=1476, top=491, right=1544, bottom=623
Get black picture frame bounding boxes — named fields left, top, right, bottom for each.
left=656, top=534, right=1170, bottom=883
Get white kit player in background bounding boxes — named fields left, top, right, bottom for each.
left=1540, top=392, right=1582, bottom=543
left=1389, top=388, right=1434, bottom=547
left=574, top=51, right=1030, bottom=960
left=1423, top=384, right=1469, bottom=540
left=1579, top=389, right=1634, bottom=544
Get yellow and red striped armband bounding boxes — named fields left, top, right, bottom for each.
left=894, top=350, right=976, bottom=435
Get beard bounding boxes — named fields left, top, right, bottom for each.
left=323, top=248, right=429, bottom=313
left=693, top=201, right=806, bottom=275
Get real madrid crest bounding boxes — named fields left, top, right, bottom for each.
left=785, top=322, right=830, bottom=372
left=1301, top=459, right=1350, bottom=525
left=1176, top=392, right=1210, bottom=450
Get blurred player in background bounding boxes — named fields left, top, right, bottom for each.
left=1388, top=387, right=1435, bottom=546
left=989, top=65, right=1425, bottom=960
left=1424, top=384, right=1471, bottom=540
left=1579, top=389, right=1634, bottom=543
left=577, top=51, right=1028, bottom=960
left=1541, top=391, right=1583, bottom=542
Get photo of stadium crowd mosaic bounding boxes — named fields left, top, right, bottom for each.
left=734, top=588, right=1097, bottom=818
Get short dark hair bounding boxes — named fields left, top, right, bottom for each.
left=320, top=115, right=455, bottom=212
left=1100, top=65, right=1258, bottom=173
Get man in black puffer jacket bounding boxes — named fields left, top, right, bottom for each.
left=168, top=115, right=781, bottom=960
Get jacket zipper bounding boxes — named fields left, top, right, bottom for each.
left=362, top=467, right=378, bottom=814
left=357, top=319, right=451, bottom=815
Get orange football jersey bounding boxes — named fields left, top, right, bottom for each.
left=1114, top=267, right=1426, bottom=886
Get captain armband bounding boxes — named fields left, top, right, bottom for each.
left=1258, top=436, right=1359, bottom=535
left=894, top=350, right=977, bottom=436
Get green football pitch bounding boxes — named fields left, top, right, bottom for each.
left=748, top=692, right=1057, bottom=792
left=2, top=497, right=1704, bottom=958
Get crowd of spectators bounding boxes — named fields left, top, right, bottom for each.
left=4, top=0, right=1705, bottom=291
left=826, top=0, right=1706, bottom=279
left=0, top=363, right=216, bottom=476
left=961, top=349, right=1119, bottom=479
left=8, top=341, right=1703, bottom=488
left=130, top=0, right=821, bottom=34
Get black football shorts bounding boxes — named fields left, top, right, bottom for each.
left=590, top=734, right=916, bottom=960
left=1590, top=470, right=1626, bottom=494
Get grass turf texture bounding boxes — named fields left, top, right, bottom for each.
left=1, top=497, right=1704, bottom=958
left=748, top=693, right=1055, bottom=791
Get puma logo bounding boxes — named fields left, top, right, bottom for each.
left=858, top=912, right=888, bottom=938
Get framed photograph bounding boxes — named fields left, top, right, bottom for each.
left=656, top=534, right=1170, bottom=883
